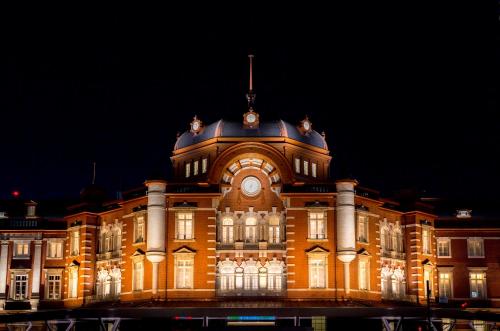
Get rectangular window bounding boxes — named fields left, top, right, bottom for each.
left=422, top=227, right=431, bottom=254
left=437, top=238, right=451, bottom=257
left=468, top=238, right=484, bottom=258
left=47, top=274, right=61, bottom=300
left=202, top=158, right=208, bottom=174
left=70, top=231, right=80, bottom=256
left=308, top=211, right=326, bottom=239
left=47, top=240, right=63, bottom=259
left=439, top=272, right=452, bottom=298
left=358, top=260, right=369, bottom=290
left=133, top=261, right=144, bottom=291
left=303, top=160, right=309, bottom=176
left=268, top=216, right=280, bottom=244
left=357, top=215, right=369, bottom=243
left=176, top=259, right=193, bottom=289
left=176, top=212, right=194, bottom=240
left=185, top=163, right=191, bottom=178
left=193, top=160, right=199, bottom=176
left=424, top=268, right=432, bottom=298
left=69, top=268, right=78, bottom=298
left=470, top=272, right=486, bottom=299
left=134, top=216, right=145, bottom=243
left=12, top=274, right=28, bottom=300
left=309, top=259, right=326, bottom=288
left=221, top=217, right=234, bottom=244
left=311, top=163, right=317, bottom=178
left=294, top=158, right=300, bottom=173
left=13, top=242, right=30, bottom=258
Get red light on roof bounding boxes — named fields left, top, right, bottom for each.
left=12, top=191, right=20, bottom=198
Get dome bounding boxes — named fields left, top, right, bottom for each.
left=174, top=119, right=328, bottom=150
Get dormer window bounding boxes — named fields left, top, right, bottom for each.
left=185, top=163, right=191, bottom=178
left=294, top=158, right=300, bottom=174
left=457, top=209, right=472, bottom=219
left=193, top=160, right=199, bottom=176
left=312, top=163, right=317, bottom=178
left=303, top=160, right=309, bottom=176
left=202, top=158, right=208, bottom=174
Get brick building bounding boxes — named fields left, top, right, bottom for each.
left=0, top=57, right=498, bottom=312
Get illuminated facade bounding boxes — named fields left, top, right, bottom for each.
left=0, top=57, right=499, bottom=311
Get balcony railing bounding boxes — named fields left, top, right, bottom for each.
left=216, top=289, right=286, bottom=297
left=97, top=250, right=122, bottom=261
left=216, top=242, right=285, bottom=251
left=381, top=250, right=405, bottom=260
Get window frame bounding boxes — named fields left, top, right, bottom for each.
left=311, top=162, right=317, bottom=178
left=437, top=238, right=451, bottom=258
left=422, top=226, right=431, bottom=255
left=467, top=238, right=485, bottom=258
left=201, top=158, right=208, bottom=174
left=46, top=239, right=64, bottom=259
left=134, top=215, right=146, bottom=244
left=468, top=269, right=487, bottom=299
left=45, top=269, right=63, bottom=300
left=175, top=211, right=195, bottom=241
left=438, top=268, right=453, bottom=299
left=308, top=210, right=327, bottom=240
left=294, top=158, right=301, bottom=174
left=357, top=214, right=369, bottom=243
left=13, top=241, right=30, bottom=259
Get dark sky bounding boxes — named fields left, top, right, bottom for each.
left=0, top=4, right=498, bottom=204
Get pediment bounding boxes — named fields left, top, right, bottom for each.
left=305, top=245, right=330, bottom=255
left=173, top=246, right=196, bottom=255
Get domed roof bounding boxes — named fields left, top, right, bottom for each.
left=174, top=119, right=328, bottom=150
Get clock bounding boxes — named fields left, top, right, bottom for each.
left=241, top=176, right=262, bottom=197
left=303, top=120, right=311, bottom=131
left=192, top=121, right=200, bottom=131
left=246, top=113, right=256, bottom=123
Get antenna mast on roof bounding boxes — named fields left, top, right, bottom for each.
left=246, top=54, right=256, bottom=111
left=92, top=162, right=96, bottom=185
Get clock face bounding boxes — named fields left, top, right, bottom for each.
left=303, top=121, right=311, bottom=131
left=246, top=113, right=256, bottom=123
left=192, top=121, right=200, bottom=131
left=241, top=176, right=262, bottom=197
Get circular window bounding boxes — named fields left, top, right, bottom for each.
left=241, top=176, right=262, bottom=197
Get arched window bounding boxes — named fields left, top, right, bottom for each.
left=245, top=217, right=257, bottom=243
left=222, top=217, right=234, bottom=244
left=111, top=267, right=121, bottom=296
left=235, top=267, right=244, bottom=289
left=268, top=216, right=280, bottom=244
left=244, top=265, right=258, bottom=290
left=220, top=265, right=234, bottom=291
left=113, top=228, right=122, bottom=252
left=259, top=267, right=267, bottom=289
left=268, top=265, right=283, bottom=291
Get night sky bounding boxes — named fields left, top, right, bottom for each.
left=1, top=4, right=498, bottom=206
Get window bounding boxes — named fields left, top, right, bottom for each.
left=303, top=160, right=309, bottom=176
left=244, top=266, right=258, bottom=290
left=422, top=227, right=431, bottom=254
left=12, top=274, right=28, bottom=300
left=185, top=163, right=191, bottom=178
left=133, top=261, right=144, bottom=291
left=468, top=238, right=484, bottom=258
left=469, top=272, right=486, bottom=299
left=308, top=211, right=326, bottom=239
left=437, top=238, right=451, bottom=257
left=176, top=259, right=193, bottom=289
left=193, top=160, right=199, bottom=176
left=13, top=242, right=29, bottom=258
left=134, top=216, right=145, bottom=243
left=268, top=265, right=282, bottom=290
left=439, top=272, right=452, bottom=298
left=357, top=215, right=369, bottom=243
left=358, top=260, right=369, bottom=290
left=70, top=230, right=80, bottom=256
left=245, top=217, right=257, bottom=243
left=235, top=267, right=244, bottom=289
left=68, top=267, right=78, bottom=298
left=268, top=216, right=280, bottom=244
left=220, top=266, right=234, bottom=291
left=47, top=240, right=63, bottom=259
left=311, top=163, right=317, bottom=178
left=294, top=158, right=300, bottom=173
left=309, top=259, right=326, bottom=288
left=176, top=212, right=194, bottom=240
left=46, top=273, right=61, bottom=300
left=202, top=158, right=208, bottom=174
left=222, top=217, right=234, bottom=244
left=423, top=267, right=433, bottom=298
left=380, top=226, right=391, bottom=251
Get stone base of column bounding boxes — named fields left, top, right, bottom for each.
left=30, top=298, right=39, bottom=311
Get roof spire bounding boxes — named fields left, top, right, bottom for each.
left=246, top=54, right=256, bottom=111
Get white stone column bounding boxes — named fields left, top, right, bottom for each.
left=145, top=180, right=167, bottom=296
left=30, top=240, right=42, bottom=310
left=336, top=179, right=358, bottom=296
left=0, top=241, right=9, bottom=310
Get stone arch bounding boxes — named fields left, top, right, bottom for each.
left=207, top=142, right=294, bottom=185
